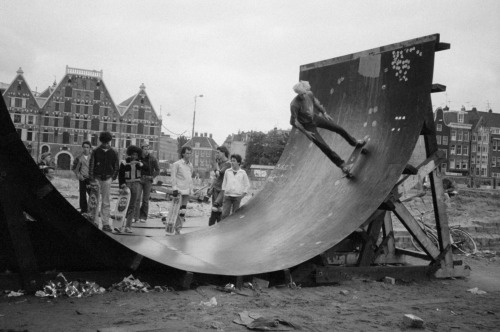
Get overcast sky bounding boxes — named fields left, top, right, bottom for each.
left=1, top=0, right=499, bottom=145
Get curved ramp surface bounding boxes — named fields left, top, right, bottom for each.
left=0, top=34, right=441, bottom=276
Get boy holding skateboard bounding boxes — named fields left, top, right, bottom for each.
left=290, top=81, right=366, bottom=176
left=170, top=146, right=193, bottom=234
left=117, top=145, right=143, bottom=233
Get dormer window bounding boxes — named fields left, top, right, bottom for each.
left=458, top=113, right=464, bottom=123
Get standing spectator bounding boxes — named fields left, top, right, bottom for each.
left=118, top=145, right=143, bottom=233
left=72, top=141, right=92, bottom=214
left=89, top=132, right=119, bottom=232
left=134, top=142, right=160, bottom=223
left=208, top=146, right=231, bottom=226
left=43, top=166, right=56, bottom=182
left=171, top=146, right=193, bottom=234
left=221, top=154, right=250, bottom=220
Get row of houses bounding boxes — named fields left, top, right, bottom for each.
left=1, top=66, right=178, bottom=170
left=435, top=106, right=500, bottom=178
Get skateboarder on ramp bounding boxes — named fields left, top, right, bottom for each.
left=290, top=81, right=366, bottom=176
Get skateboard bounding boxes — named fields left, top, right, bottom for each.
left=165, top=195, right=182, bottom=235
left=342, top=136, right=370, bottom=179
left=87, top=181, right=101, bottom=225
left=113, top=186, right=131, bottom=233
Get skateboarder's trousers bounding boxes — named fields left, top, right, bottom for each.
left=97, top=178, right=112, bottom=226
left=302, top=115, right=357, bottom=167
left=126, top=181, right=140, bottom=228
left=135, top=176, right=153, bottom=221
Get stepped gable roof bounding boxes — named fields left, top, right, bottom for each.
left=118, top=83, right=160, bottom=121
left=183, top=135, right=218, bottom=149
left=2, top=67, right=42, bottom=109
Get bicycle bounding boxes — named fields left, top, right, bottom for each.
left=410, top=210, right=477, bottom=255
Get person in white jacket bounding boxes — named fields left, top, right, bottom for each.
left=221, top=154, right=250, bottom=220
left=171, top=146, right=193, bottom=233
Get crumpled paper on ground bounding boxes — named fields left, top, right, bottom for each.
left=35, top=273, right=105, bottom=298
left=109, top=274, right=173, bottom=293
left=234, top=311, right=300, bottom=331
left=200, top=296, right=217, bottom=307
left=467, top=287, right=487, bottom=295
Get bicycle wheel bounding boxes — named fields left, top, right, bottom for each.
left=450, top=228, right=477, bottom=255
left=410, top=231, right=439, bottom=253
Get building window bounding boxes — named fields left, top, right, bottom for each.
left=14, top=114, right=21, bottom=123
left=93, top=104, right=100, bottom=116
left=91, top=118, right=100, bottom=131
left=494, top=140, right=498, bottom=151
left=463, top=146, right=468, bottom=156
left=44, top=116, right=49, bottom=126
left=83, top=120, right=88, bottom=130
left=450, top=145, right=455, bottom=155
left=126, top=124, right=132, bottom=133
left=74, top=119, right=79, bottom=129
left=112, top=123, right=117, bottom=132
left=472, top=133, right=477, bottom=141
left=62, top=132, right=70, bottom=144
left=65, top=86, right=72, bottom=98
left=458, top=113, right=464, bottom=123
left=76, top=104, right=80, bottom=114
left=450, top=159, right=455, bottom=169
left=64, top=100, right=72, bottom=113
left=54, top=130, right=59, bottom=143
left=464, top=131, right=470, bottom=142
left=439, top=148, right=447, bottom=158
left=456, top=145, right=462, bottom=155
left=74, top=133, right=79, bottom=144
left=63, top=116, right=71, bottom=128
left=443, top=136, right=448, bottom=145
left=103, top=122, right=107, bottom=132
left=84, top=105, right=89, bottom=114
left=54, top=117, right=59, bottom=127
left=150, top=126, right=155, bottom=135
left=91, top=134, right=98, bottom=147
left=462, top=161, right=468, bottom=170
left=493, top=157, right=497, bottom=167
left=451, top=130, right=456, bottom=141
left=27, top=115, right=34, bottom=125
left=436, top=135, right=441, bottom=145
left=436, top=124, right=442, bottom=132
left=457, top=130, right=463, bottom=141
left=137, top=123, right=144, bottom=134
left=481, top=168, right=486, bottom=176
left=139, top=108, right=145, bottom=120
left=472, top=144, right=476, bottom=153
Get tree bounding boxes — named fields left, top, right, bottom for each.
left=177, top=135, right=189, bottom=159
left=244, top=129, right=289, bottom=168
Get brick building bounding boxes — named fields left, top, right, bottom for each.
left=2, top=66, right=162, bottom=169
left=183, top=132, right=218, bottom=178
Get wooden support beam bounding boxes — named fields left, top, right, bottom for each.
left=283, top=269, right=292, bottom=285
left=423, top=105, right=455, bottom=276
left=382, top=213, right=396, bottom=256
left=431, top=84, right=446, bottom=93
left=316, top=265, right=439, bottom=284
left=391, top=201, right=441, bottom=260
left=0, top=187, right=40, bottom=292
left=393, top=150, right=446, bottom=200
left=235, top=276, right=244, bottom=290
left=181, top=271, right=194, bottom=289
left=357, top=213, right=385, bottom=266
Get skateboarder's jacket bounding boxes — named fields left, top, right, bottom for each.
left=89, top=146, right=119, bottom=181
left=118, top=158, right=143, bottom=187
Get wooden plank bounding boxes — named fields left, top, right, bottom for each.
left=316, top=265, right=439, bottom=283
left=392, top=201, right=441, bottom=259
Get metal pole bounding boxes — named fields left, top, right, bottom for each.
left=191, top=94, right=203, bottom=138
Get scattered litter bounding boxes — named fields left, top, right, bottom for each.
left=234, top=311, right=300, bottom=331
left=35, top=273, right=105, bottom=298
left=209, top=321, right=225, bottom=330
left=339, top=290, right=349, bottom=296
left=6, top=290, right=24, bottom=297
left=403, top=314, right=424, bottom=328
left=200, top=297, right=217, bottom=307
left=109, top=274, right=172, bottom=293
left=243, top=282, right=254, bottom=290
left=467, top=287, right=487, bottom=295
left=384, top=276, right=396, bottom=285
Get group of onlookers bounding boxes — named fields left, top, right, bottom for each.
left=38, top=130, right=250, bottom=235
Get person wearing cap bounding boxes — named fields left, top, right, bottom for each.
left=72, top=141, right=92, bottom=214
left=134, top=141, right=160, bottom=223
left=290, top=80, right=366, bottom=176
left=38, top=152, right=54, bottom=171
left=89, top=131, right=119, bottom=232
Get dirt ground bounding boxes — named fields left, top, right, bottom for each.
left=1, top=177, right=499, bottom=332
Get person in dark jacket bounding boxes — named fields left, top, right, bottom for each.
left=290, top=81, right=365, bottom=176
left=89, top=131, right=119, bottom=232
left=72, top=141, right=92, bottom=214
left=134, top=141, right=160, bottom=223
left=117, top=145, right=143, bottom=233
left=208, top=146, right=231, bottom=226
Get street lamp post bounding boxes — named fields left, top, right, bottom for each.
left=191, top=94, right=203, bottom=138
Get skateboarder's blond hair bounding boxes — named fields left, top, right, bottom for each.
left=293, top=81, right=311, bottom=94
